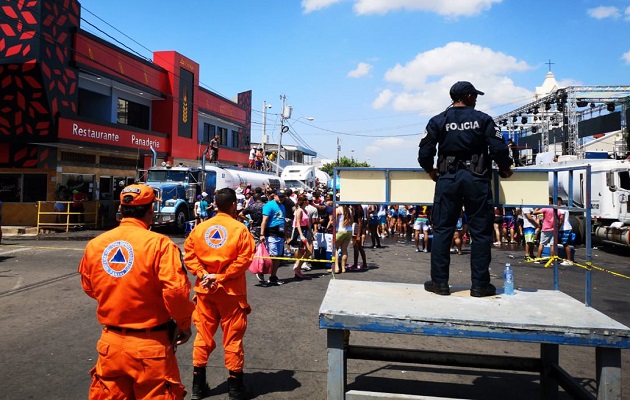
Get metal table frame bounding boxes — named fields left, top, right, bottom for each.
left=320, top=280, right=630, bottom=400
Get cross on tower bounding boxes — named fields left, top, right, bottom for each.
left=545, top=59, right=555, bottom=72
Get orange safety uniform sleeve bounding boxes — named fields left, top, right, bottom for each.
left=184, top=211, right=255, bottom=296
left=78, top=218, right=195, bottom=331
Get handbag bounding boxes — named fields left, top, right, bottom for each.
left=248, top=242, right=272, bottom=274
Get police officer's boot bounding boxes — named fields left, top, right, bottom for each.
left=227, top=370, right=250, bottom=400
left=191, top=366, right=212, bottom=400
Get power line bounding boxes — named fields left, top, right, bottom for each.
left=6, top=0, right=234, bottom=105
left=78, top=5, right=228, bottom=98
left=0, top=6, right=255, bottom=130
left=79, top=18, right=150, bottom=62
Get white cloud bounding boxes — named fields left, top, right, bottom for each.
left=625, top=5, right=630, bottom=20
left=302, top=0, right=502, bottom=17
left=364, top=137, right=419, bottom=167
left=375, top=42, right=533, bottom=116
left=371, top=89, right=394, bottom=109
left=365, top=137, right=407, bottom=153
left=623, top=50, right=630, bottom=64
left=587, top=6, right=621, bottom=19
left=347, top=62, right=373, bottom=78
left=301, top=0, right=343, bottom=14
left=353, top=0, right=502, bottom=17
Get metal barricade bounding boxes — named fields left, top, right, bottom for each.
left=36, top=201, right=100, bottom=232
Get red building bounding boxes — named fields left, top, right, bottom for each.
left=0, top=0, right=252, bottom=225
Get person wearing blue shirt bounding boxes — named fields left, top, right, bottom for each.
left=259, top=189, right=287, bottom=285
left=418, top=81, right=513, bottom=297
left=198, top=193, right=209, bottom=221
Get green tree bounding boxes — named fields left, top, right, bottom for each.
left=320, top=156, right=371, bottom=176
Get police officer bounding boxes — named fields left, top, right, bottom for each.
left=418, top=81, right=513, bottom=297
left=184, top=187, right=256, bottom=400
left=78, top=183, right=195, bottom=399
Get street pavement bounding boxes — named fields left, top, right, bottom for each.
left=0, top=228, right=629, bottom=399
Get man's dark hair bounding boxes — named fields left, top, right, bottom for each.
left=120, top=204, right=152, bottom=219
left=252, top=192, right=262, bottom=202
left=215, top=187, right=237, bottom=212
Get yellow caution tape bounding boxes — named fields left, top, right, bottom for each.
left=252, top=254, right=341, bottom=278
left=523, top=255, right=630, bottom=280
left=253, top=255, right=335, bottom=262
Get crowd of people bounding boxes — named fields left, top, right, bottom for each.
left=247, top=147, right=277, bottom=171
left=493, top=201, right=574, bottom=266
left=237, top=185, right=370, bottom=282
left=195, top=183, right=576, bottom=285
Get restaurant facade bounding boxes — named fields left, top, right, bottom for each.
left=0, top=0, right=252, bottom=225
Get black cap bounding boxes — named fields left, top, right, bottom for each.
left=449, top=81, right=484, bottom=101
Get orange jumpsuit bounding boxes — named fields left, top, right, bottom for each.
left=79, top=218, right=195, bottom=400
left=184, top=211, right=255, bottom=372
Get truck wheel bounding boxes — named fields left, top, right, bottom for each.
left=569, top=215, right=585, bottom=246
left=171, top=206, right=189, bottom=233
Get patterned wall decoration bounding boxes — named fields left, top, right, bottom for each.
left=237, top=90, right=252, bottom=151
left=0, top=0, right=79, bottom=168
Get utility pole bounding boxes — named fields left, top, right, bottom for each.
left=276, top=94, right=291, bottom=176
left=336, top=137, right=340, bottom=165
left=261, top=100, right=271, bottom=163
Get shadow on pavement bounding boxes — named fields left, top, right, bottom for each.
left=207, top=369, right=300, bottom=399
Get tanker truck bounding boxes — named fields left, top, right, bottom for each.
left=517, top=157, right=630, bottom=248
left=280, top=165, right=330, bottom=191
left=143, top=161, right=284, bottom=232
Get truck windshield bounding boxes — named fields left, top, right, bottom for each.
left=147, top=170, right=189, bottom=182
left=284, top=180, right=304, bottom=189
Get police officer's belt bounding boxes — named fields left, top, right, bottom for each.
left=105, top=321, right=170, bottom=333
left=442, top=152, right=473, bottom=161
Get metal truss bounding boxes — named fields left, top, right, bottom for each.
left=494, top=86, right=630, bottom=155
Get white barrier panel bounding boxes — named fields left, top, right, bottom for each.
left=336, top=169, right=387, bottom=203
left=336, top=168, right=549, bottom=206
left=495, top=170, right=549, bottom=205
left=389, top=170, right=435, bottom=204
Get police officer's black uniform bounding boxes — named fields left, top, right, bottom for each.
left=418, top=81, right=512, bottom=297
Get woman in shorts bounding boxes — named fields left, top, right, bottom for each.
left=332, top=203, right=353, bottom=274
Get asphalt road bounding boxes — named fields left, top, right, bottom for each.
left=0, top=230, right=628, bottom=399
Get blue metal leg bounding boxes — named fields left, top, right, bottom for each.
left=541, top=343, right=559, bottom=400
left=327, top=329, right=346, bottom=400
left=596, top=347, right=621, bottom=400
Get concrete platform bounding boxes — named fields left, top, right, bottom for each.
left=346, top=391, right=470, bottom=400
left=320, top=280, right=630, bottom=343
left=320, top=279, right=630, bottom=399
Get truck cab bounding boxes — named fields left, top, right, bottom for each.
left=281, top=165, right=316, bottom=191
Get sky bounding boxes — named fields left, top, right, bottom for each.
left=76, top=0, right=630, bottom=168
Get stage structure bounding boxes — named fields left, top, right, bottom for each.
left=493, top=86, right=630, bottom=158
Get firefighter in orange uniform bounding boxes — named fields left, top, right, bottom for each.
left=184, top=187, right=256, bottom=400
left=78, top=184, right=195, bottom=399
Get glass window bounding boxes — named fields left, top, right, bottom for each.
left=62, top=174, right=94, bottom=201
left=117, top=98, right=150, bottom=130
left=117, top=98, right=128, bottom=125
left=23, top=174, right=47, bottom=202
left=0, top=173, right=47, bottom=202
left=0, top=174, right=21, bottom=202
left=231, top=130, right=239, bottom=148
left=202, top=123, right=215, bottom=144
left=218, top=127, right=228, bottom=146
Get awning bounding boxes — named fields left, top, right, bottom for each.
left=283, top=145, right=317, bottom=157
